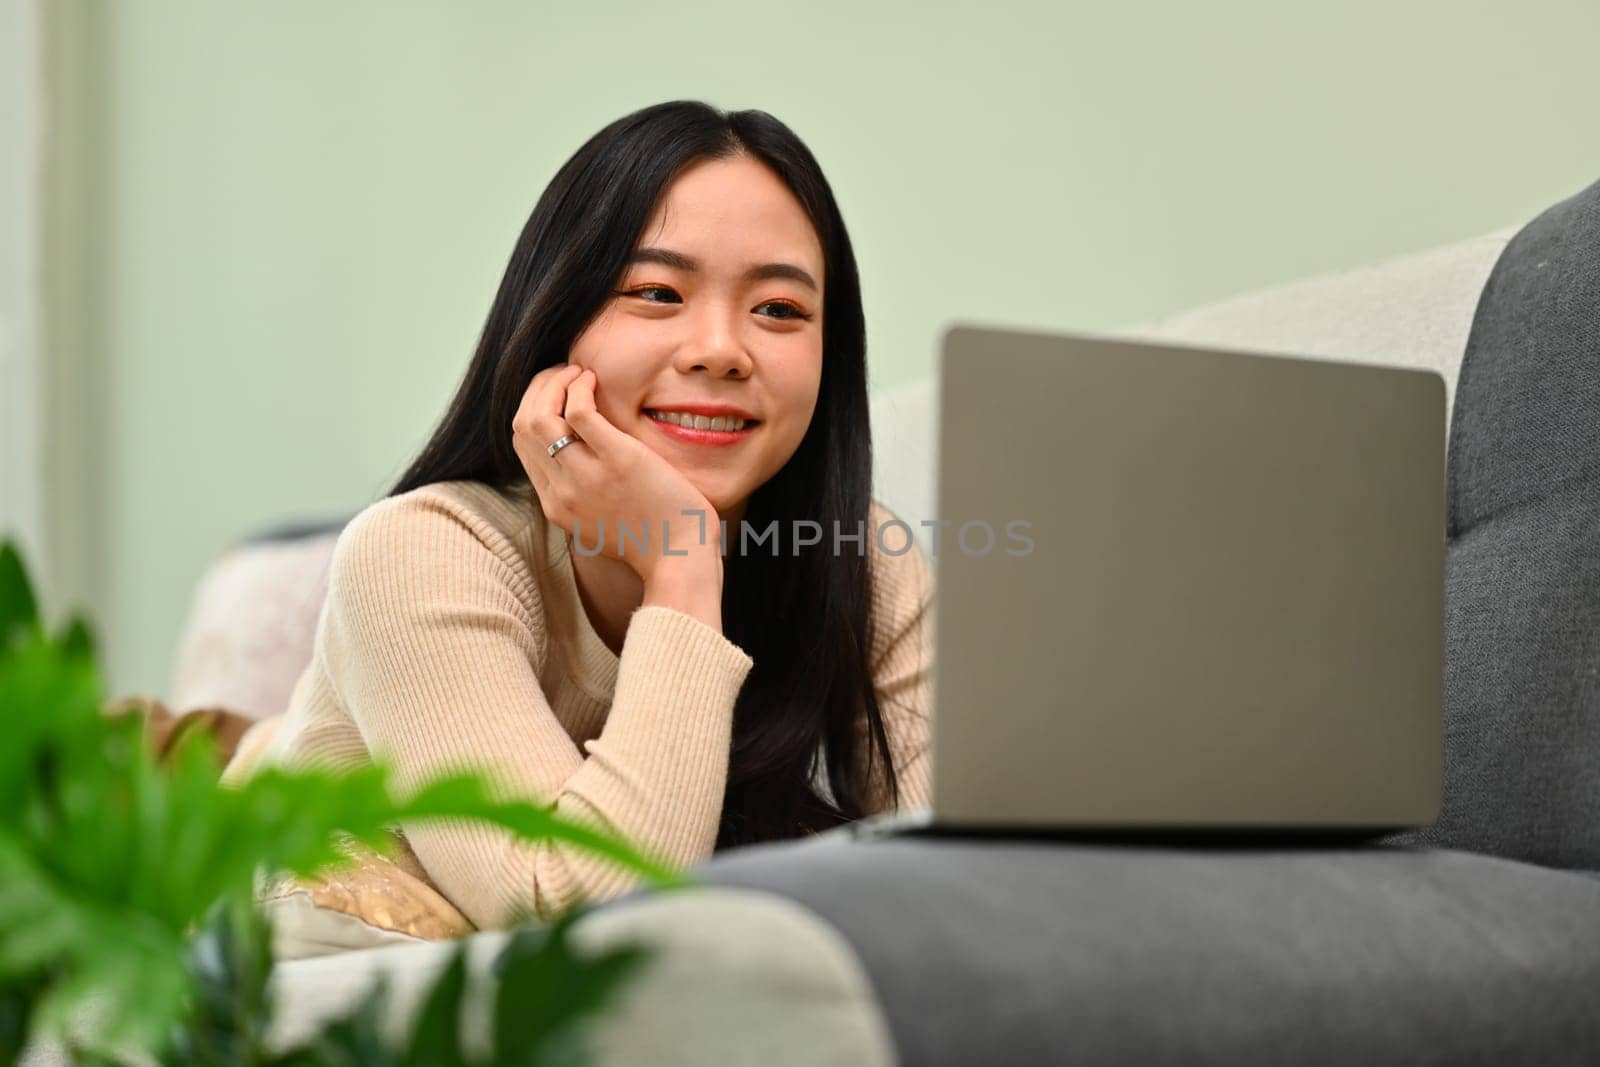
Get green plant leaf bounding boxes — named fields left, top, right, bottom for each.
left=0, top=630, right=102, bottom=820
left=264, top=976, right=389, bottom=1066
left=164, top=899, right=278, bottom=1065
left=0, top=530, right=671, bottom=1063
left=56, top=614, right=97, bottom=665
left=0, top=539, right=42, bottom=654
left=0, top=972, right=47, bottom=1064
left=488, top=910, right=651, bottom=1067
left=399, top=945, right=471, bottom=1066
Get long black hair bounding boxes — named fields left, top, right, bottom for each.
left=390, top=100, right=901, bottom=848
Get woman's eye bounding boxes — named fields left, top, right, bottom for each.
left=757, top=301, right=812, bottom=321
left=622, top=285, right=679, bottom=304
left=617, top=287, right=812, bottom=322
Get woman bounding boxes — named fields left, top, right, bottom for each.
left=224, top=99, right=933, bottom=938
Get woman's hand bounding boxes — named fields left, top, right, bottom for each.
left=511, top=364, right=723, bottom=586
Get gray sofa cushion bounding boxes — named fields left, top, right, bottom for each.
left=1382, top=178, right=1600, bottom=869
left=682, top=834, right=1600, bottom=1067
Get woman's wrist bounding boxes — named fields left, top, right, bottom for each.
left=640, top=550, right=725, bottom=632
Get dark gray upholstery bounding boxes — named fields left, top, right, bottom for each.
left=684, top=835, right=1600, bottom=1066
left=1382, top=178, right=1600, bottom=868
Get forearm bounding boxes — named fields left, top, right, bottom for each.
left=640, top=549, right=725, bottom=633
left=399, top=602, right=753, bottom=926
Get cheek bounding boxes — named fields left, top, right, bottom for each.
left=568, top=305, right=637, bottom=370
left=770, top=372, right=821, bottom=448
left=788, top=353, right=824, bottom=421
left=570, top=335, right=653, bottom=421
left=594, top=379, right=643, bottom=428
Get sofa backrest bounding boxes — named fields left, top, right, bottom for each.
left=1381, top=178, right=1600, bottom=870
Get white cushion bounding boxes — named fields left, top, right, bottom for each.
left=1124, top=226, right=1517, bottom=437
left=168, top=533, right=338, bottom=720
left=264, top=886, right=897, bottom=1066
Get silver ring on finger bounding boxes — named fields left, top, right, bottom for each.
left=547, top=433, right=580, bottom=459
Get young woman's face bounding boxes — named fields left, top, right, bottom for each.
left=568, top=154, right=826, bottom=521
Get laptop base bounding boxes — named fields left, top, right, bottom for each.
left=843, top=808, right=1408, bottom=849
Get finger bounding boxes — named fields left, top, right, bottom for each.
left=535, top=369, right=604, bottom=469
left=513, top=363, right=580, bottom=428
left=535, top=413, right=602, bottom=524
left=511, top=365, right=582, bottom=468
left=561, top=370, right=633, bottom=458
left=544, top=428, right=597, bottom=467
left=524, top=362, right=582, bottom=400
left=534, top=363, right=585, bottom=422
left=512, top=367, right=583, bottom=497
left=528, top=426, right=600, bottom=522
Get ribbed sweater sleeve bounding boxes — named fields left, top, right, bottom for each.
left=857, top=510, right=936, bottom=814
left=318, top=492, right=753, bottom=929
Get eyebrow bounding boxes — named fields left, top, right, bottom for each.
left=624, top=246, right=820, bottom=293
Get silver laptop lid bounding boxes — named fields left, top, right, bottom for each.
left=928, top=324, right=1444, bottom=830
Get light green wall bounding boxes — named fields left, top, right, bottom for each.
left=54, top=0, right=1600, bottom=698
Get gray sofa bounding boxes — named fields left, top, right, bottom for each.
left=155, top=179, right=1600, bottom=1065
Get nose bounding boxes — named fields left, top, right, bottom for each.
left=674, top=304, right=753, bottom=379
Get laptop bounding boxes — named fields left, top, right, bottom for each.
left=847, top=324, right=1445, bottom=844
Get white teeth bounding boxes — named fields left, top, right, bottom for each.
left=648, top=410, right=748, bottom=431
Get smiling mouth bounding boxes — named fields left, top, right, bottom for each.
left=644, top=409, right=761, bottom=432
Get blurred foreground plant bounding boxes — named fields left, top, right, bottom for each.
left=0, top=539, right=682, bottom=1064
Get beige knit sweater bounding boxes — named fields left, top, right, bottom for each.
left=222, top=479, right=934, bottom=929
